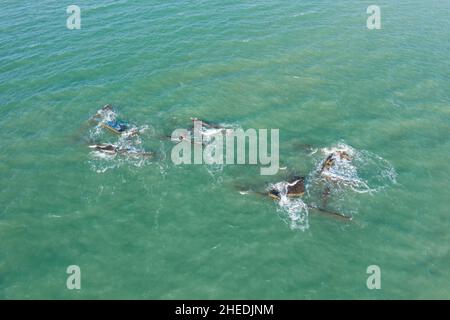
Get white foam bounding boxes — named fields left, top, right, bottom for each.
left=315, top=142, right=397, bottom=194
left=268, top=181, right=310, bottom=231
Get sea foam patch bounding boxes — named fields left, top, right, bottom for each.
left=311, top=142, right=397, bottom=194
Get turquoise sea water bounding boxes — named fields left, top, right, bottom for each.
left=0, top=0, right=449, bottom=299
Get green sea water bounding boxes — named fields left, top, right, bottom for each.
left=0, top=0, right=449, bottom=299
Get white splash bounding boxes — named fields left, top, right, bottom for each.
left=313, top=142, right=397, bottom=194
left=268, top=181, right=309, bottom=231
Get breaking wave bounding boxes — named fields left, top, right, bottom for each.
left=88, top=145, right=152, bottom=173
left=309, top=142, right=397, bottom=194
left=266, top=142, right=396, bottom=231
left=87, top=108, right=154, bottom=173
left=267, top=181, right=309, bottom=231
